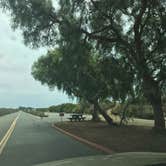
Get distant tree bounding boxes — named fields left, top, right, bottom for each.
left=59, top=103, right=78, bottom=113
left=2, top=0, right=166, bottom=130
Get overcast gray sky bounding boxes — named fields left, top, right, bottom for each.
left=0, top=9, right=75, bottom=108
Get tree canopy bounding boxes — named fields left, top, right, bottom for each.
left=32, top=45, right=133, bottom=124
left=1, top=0, right=166, bottom=129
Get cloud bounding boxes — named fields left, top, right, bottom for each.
left=0, top=9, right=75, bottom=108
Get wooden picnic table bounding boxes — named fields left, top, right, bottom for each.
left=68, top=114, right=86, bottom=122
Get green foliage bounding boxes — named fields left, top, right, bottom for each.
left=78, top=99, right=91, bottom=114
left=48, top=103, right=80, bottom=113
left=36, top=108, right=48, bottom=112
left=112, top=104, right=155, bottom=120
left=2, top=0, right=166, bottom=128
left=32, top=47, right=133, bottom=107
left=2, top=0, right=166, bottom=89
left=99, top=56, right=134, bottom=101
left=99, top=99, right=116, bottom=111
left=1, top=0, right=57, bottom=47
left=48, top=100, right=115, bottom=114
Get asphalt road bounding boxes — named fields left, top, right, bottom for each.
left=0, top=112, right=102, bottom=166
left=0, top=112, right=18, bottom=142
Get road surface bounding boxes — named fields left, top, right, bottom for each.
left=0, top=112, right=102, bottom=166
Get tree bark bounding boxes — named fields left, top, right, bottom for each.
left=150, top=93, right=165, bottom=130
left=143, top=76, right=165, bottom=130
left=120, top=101, right=130, bottom=126
left=91, top=103, right=100, bottom=122
left=93, top=101, right=114, bottom=125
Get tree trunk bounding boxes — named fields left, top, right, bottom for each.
left=91, top=103, right=100, bottom=122
left=151, top=94, right=165, bottom=130
left=94, top=101, right=114, bottom=125
left=120, top=101, right=130, bottom=126
left=143, top=76, right=165, bottom=130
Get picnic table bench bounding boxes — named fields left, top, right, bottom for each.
left=68, top=114, right=86, bottom=122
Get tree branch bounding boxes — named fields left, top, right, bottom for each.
left=81, top=28, right=118, bottom=43
left=134, top=0, right=147, bottom=46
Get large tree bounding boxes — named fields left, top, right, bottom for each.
left=32, top=48, right=115, bottom=124
left=1, top=0, right=166, bottom=130
left=32, top=46, right=133, bottom=125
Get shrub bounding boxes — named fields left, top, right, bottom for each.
left=112, top=104, right=154, bottom=120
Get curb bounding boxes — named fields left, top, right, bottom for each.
left=52, top=124, right=114, bottom=154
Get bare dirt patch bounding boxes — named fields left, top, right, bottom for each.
left=55, top=121, right=166, bottom=153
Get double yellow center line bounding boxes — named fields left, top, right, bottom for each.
left=0, top=112, right=21, bottom=155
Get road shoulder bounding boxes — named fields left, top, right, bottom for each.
left=53, top=124, right=113, bottom=154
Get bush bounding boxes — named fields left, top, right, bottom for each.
left=112, top=104, right=154, bottom=120
left=48, top=103, right=79, bottom=113
left=100, top=100, right=116, bottom=111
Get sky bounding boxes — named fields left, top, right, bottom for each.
left=0, top=9, right=75, bottom=108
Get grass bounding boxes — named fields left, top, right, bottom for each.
left=0, top=109, right=18, bottom=117
left=55, top=121, right=166, bottom=153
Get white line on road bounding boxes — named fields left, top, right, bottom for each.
left=0, top=112, right=21, bottom=155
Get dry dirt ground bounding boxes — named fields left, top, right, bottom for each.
left=55, top=121, right=166, bottom=153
